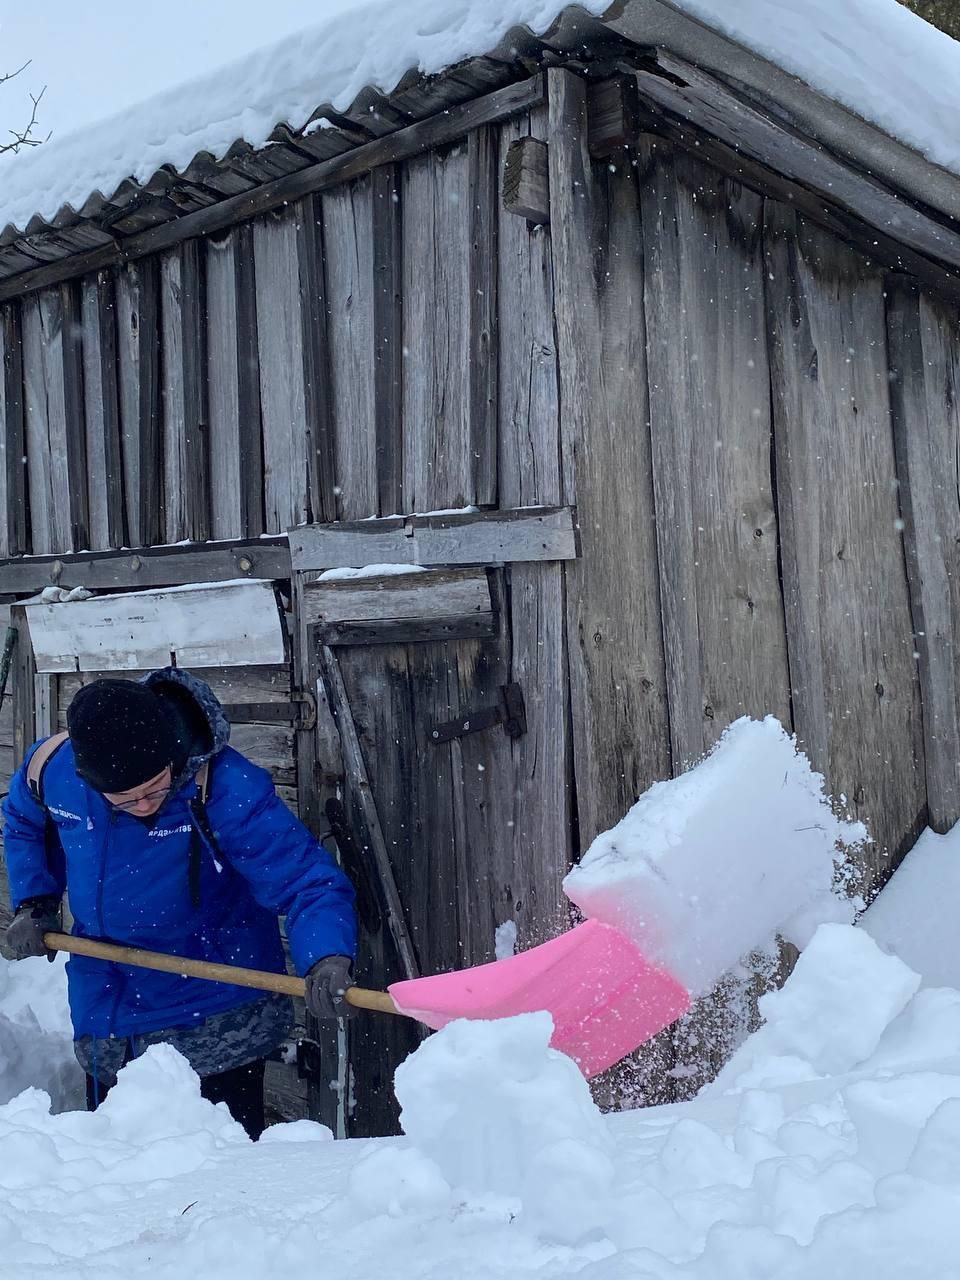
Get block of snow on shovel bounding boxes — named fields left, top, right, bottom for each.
left=391, top=716, right=866, bottom=1077
left=47, top=717, right=866, bottom=1080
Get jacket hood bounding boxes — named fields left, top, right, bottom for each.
left=140, top=667, right=230, bottom=788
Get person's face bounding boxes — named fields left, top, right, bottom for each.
left=102, top=765, right=173, bottom=818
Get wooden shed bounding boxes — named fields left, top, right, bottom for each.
left=1, top=0, right=960, bottom=1135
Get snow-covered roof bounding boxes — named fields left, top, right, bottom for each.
left=1, top=0, right=959, bottom=259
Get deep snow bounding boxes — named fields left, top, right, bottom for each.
left=4, top=922, right=960, bottom=1278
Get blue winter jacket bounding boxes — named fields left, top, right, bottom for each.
left=2, top=668, right=357, bottom=1041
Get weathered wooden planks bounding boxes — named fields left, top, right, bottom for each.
left=547, top=70, right=671, bottom=846
left=116, top=261, right=162, bottom=548
left=0, top=76, right=547, bottom=306
left=161, top=241, right=209, bottom=543
left=303, top=568, right=491, bottom=627
left=547, top=70, right=678, bottom=1107
left=766, top=207, right=926, bottom=892
left=631, top=54, right=960, bottom=306
left=372, top=166, right=404, bottom=517
left=640, top=144, right=792, bottom=766
left=291, top=505, right=577, bottom=571
left=27, top=580, right=287, bottom=673
left=401, top=136, right=498, bottom=510
left=495, top=107, right=573, bottom=950
left=204, top=228, right=267, bottom=539
left=297, top=196, right=337, bottom=526
left=253, top=210, right=310, bottom=532
left=0, top=536, right=290, bottom=594
left=21, top=286, right=89, bottom=555
left=81, top=272, right=125, bottom=549
left=886, top=284, right=960, bottom=834
left=0, top=305, right=28, bottom=557
left=322, top=178, right=379, bottom=520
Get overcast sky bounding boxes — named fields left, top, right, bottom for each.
left=1, top=0, right=358, bottom=147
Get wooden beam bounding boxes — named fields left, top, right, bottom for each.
left=587, top=76, right=641, bottom=157
left=303, top=567, right=491, bottom=627
left=502, top=137, right=550, bottom=224
left=289, top=505, right=578, bottom=571
left=631, top=54, right=960, bottom=306
left=0, top=535, right=290, bottom=593
left=0, top=76, right=546, bottom=304
left=316, top=615, right=495, bottom=646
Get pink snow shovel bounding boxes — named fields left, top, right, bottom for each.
left=46, top=921, right=690, bottom=1079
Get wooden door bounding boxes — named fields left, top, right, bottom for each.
left=309, top=567, right=574, bottom=1136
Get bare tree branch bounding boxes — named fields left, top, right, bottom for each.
left=1, top=62, right=48, bottom=156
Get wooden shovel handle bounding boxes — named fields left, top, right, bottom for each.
left=43, top=931, right=400, bottom=1017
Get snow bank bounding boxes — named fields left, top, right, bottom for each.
left=860, top=823, right=960, bottom=989
left=0, top=954, right=83, bottom=1111
left=564, top=716, right=864, bottom=994
left=4, top=925, right=960, bottom=1274
left=394, top=1011, right=615, bottom=1242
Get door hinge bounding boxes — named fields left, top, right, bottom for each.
left=430, top=682, right=526, bottom=744
left=221, top=690, right=317, bottom=732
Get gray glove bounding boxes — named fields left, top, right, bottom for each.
left=5, top=897, right=61, bottom=962
left=305, top=954, right=354, bottom=1020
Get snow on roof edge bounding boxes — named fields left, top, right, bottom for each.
left=2, top=0, right=960, bottom=246
left=0, top=0, right=613, bottom=239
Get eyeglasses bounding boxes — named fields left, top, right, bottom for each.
left=104, top=766, right=174, bottom=812
left=108, top=784, right=173, bottom=812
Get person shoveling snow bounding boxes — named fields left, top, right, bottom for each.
left=2, top=669, right=358, bottom=1138
left=3, top=704, right=865, bottom=1130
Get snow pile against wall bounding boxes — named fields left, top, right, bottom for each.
left=6, top=925, right=960, bottom=1274
left=3, top=0, right=960, bottom=237
left=860, top=823, right=960, bottom=990
left=564, top=716, right=865, bottom=994
left=0, top=954, right=83, bottom=1112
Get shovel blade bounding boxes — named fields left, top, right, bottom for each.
left=388, top=919, right=690, bottom=1078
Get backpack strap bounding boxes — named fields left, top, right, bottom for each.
left=27, top=731, right=69, bottom=804
left=195, top=760, right=210, bottom=804
left=187, top=759, right=220, bottom=908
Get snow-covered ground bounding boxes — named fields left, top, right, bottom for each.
left=1, top=715, right=956, bottom=1277
left=4, top=920, right=960, bottom=1278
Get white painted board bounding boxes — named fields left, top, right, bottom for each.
left=26, top=579, right=287, bottom=673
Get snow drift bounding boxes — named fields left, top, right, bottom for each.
left=3, top=921, right=960, bottom=1276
